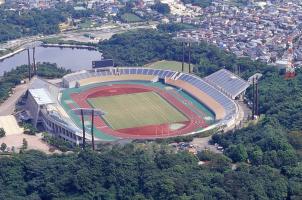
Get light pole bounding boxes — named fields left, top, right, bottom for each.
left=174, top=36, right=199, bottom=73
left=24, top=41, right=42, bottom=79
left=72, top=108, right=104, bottom=150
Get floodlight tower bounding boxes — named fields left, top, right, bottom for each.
left=251, top=76, right=260, bottom=120
left=255, top=76, right=259, bottom=116
left=24, top=41, right=42, bottom=80
left=27, top=49, right=31, bottom=80
left=72, top=108, right=105, bottom=150
left=33, top=47, right=36, bottom=75
left=174, top=36, right=200, bottom=73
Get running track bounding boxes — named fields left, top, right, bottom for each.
left=67, top=84, right=208, bottom=139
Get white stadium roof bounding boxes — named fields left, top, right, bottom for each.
left=28, top=88, right=54, bottom=105
left=204, top=69, right=250, bottom=99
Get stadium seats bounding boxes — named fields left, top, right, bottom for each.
left=204, top=69, right=250, bottom=99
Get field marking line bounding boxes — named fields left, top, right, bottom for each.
left=96, top=126, right=107, bottom=129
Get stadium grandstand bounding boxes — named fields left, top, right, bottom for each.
left=23, top=67, right=249, bottom=146
left=204, top=69, right=250, bottom=99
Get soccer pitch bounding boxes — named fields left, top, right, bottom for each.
left=88, top=91, right=188, bottom=130
left=145, top=60, right=194, bottom=73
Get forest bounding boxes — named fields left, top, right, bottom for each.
left=0, top=9, right=65, bottom=42
left=0, top=144, right=299, bottom=200
left=0, top=29, right=301, bottom=199
left=151, top=2, right=171, bottom=14
left=0, top=4, right=103, bottom=43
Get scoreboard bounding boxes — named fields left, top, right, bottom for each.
left=92, top=59, right=114, bottom=68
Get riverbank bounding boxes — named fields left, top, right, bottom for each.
left=0, top=48, right=25, bottom=62
left=0, top=47, right=103, bottom=75
left=0, top=43, right=99, bottom=63
left=41, top=43, right=97, bottom=50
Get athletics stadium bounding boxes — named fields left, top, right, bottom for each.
left=24, top=67, right=249, bottom=145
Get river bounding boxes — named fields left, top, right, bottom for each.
left=0, top=46, right=103, bottom=75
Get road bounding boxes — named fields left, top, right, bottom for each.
left=0, top=81, right=29, bottom=116
left=0, top=21, right=158, bottom=58
left=190, top=100, right=250, bottom=153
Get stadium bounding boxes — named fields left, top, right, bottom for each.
left=24, top=67, right=249, bottom=145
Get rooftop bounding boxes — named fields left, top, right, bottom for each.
left=204, top=69, right=250, bottom=99
left=29, top=88, right=54, bottom=105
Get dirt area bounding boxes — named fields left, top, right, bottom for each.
left=0, top=133, right=60, bottom=154
left=0, top=115, right=23, bottom=135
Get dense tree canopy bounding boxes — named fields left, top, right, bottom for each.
left=98, top=29, right=269, bottom=77
left=212, top=118, right=298, bottom=167
left=151, top=2, right=171, bottom=14
left=0, top=9, right=66, bottom=42
left=99, top=29, right=178, bottom=66
left=0, top=146, right=298, bottom=199
left=0, top=4, right=105, bottom=43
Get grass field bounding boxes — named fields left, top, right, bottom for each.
left=121, top=13, right=143, bottom=23
left=145, top=60, right=194, bottom=73
left=88, top=91, right=188, bottom=130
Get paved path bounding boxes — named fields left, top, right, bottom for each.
left=0, top=82, right=29, bottom=116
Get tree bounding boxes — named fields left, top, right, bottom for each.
left=0, top=8, right=66, bottom=43
left=249, top=147, right=263, bottom=165
left=0, top=143, right=7, bottom=152
left=225, top=144, right=248, bottom=162
left=22, top=138, right=28, bottom=150
left=287, top=131, right=302, bottom=150
left=151, top=2, right=170, bottom=14
left=23, top=123, right=37, bottom=135
left=0, top=128, right=5, bottom=138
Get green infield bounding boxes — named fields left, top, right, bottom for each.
left=87, top=91, right=188, bottom=130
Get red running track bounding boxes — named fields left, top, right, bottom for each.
left=68, top=84, right=208, bottom=139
